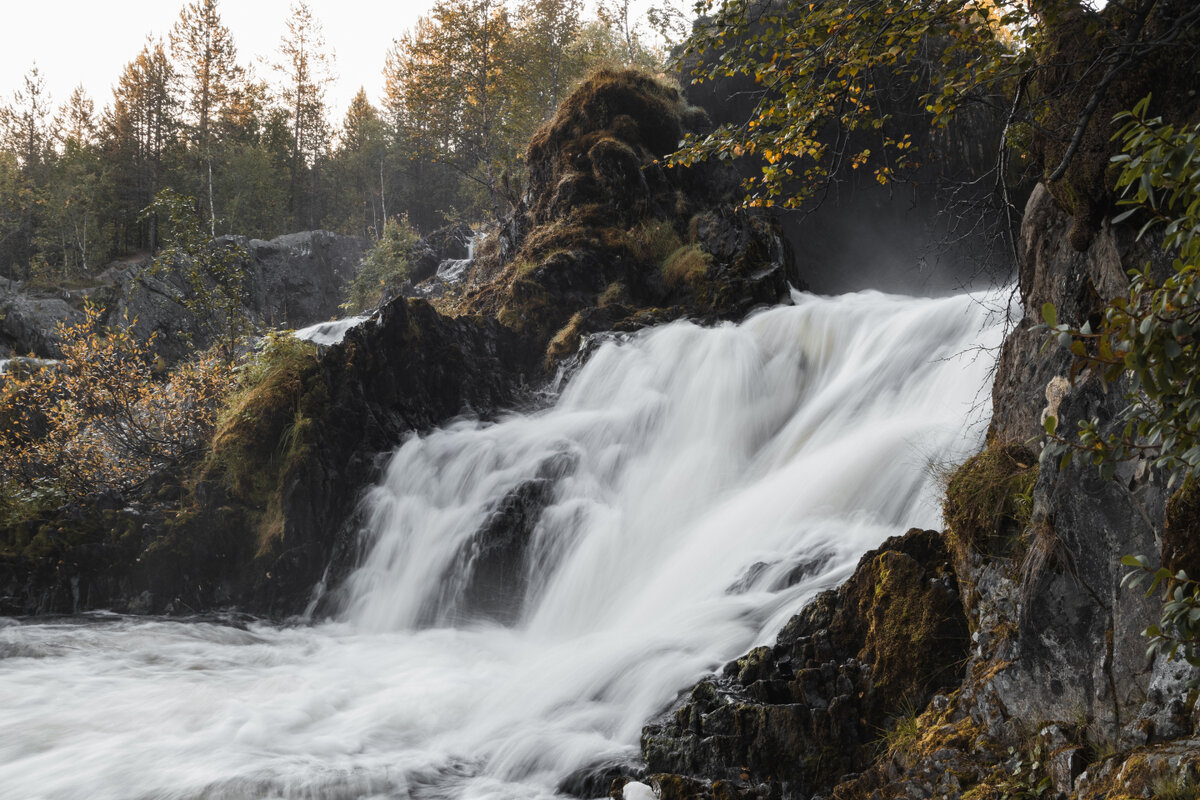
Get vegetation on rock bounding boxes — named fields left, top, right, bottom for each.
left=0, top=304, right=230, bottom=528
left=1041, top=97, right=1200, bottom=668
left=942, top=443, right=1038, bottom=563
left=198, top=330, right=323, bottom=551
left=341, top=215, right=420, bottom=312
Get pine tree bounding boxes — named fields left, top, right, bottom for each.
left=1, top=65, right=52, bottom=171
left=328, top=88, right=389, bottom=237
left=101, top=40, right=178, bottom=252
left=273, top=0, right=333, bottom=229
left=0, top=66, right=52, bottom=276
left=170, top=0, right=244, bottom=235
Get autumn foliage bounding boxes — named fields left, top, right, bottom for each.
left=0, top=304, right=231, bottom=519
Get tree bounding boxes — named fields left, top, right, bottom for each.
left=514, top=0, right=585, bottom=118
left=100, top=39, right=179, bottom=252
left=210, top=76, right=290, bottom=237
left=145, top=188, right=249, bottom=360
left=273, top=0, right=334, bottom=229
left=384, top=0, right=521, bottom=218
left=1, top=65, right=52, bottom=171
left=56, top=85, right=97, bottom=149
left=0, top=66, right=53, bottom=276
left=170, top=0, right=245, bottom=235
left=44, top=87, right=104, bottom=275
left=672, top=0, right=1200, bottom=227
left=326, top=88, right=390, bottom=237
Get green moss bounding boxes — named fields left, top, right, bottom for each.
left=662, top=244, right=712, bottom=289
left=198, top=332, right=325, bottom=552
left=545, top=311, right=586, bottom=365
left=942, top=443, right=1038, bottom=562
left=629, top=218, right=683, bottom=266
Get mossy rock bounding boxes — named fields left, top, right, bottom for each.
left=943, top=443, right=1038, bottom=562
left=198, top=335, right=326, bottom=553
left=1164, top=476, right=1200, bottom=578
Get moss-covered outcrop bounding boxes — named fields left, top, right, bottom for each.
left=451, top=69, right=798, bottom=367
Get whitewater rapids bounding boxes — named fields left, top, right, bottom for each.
left=0, top=288, right=1010, bottom=800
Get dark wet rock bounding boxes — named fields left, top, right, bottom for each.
left=458, top=69, right=800, bottom=365
left=445, top=477, right=555, bottom=624
left=557, top=760, right=640, bottom=799
left=0, top=276, right=85, bottom=358
left=641, top=529, right=969, bottom=799
left=0, top=231, right=366, bottom=365
left=407, top=223, right=475, bottom=285
left=238, top=230, right=367, bottom=327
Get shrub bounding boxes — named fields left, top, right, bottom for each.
left=0, top=304, right=231, bottom=525
left=146, top=188, right=250, bottom=360
left=342, top=216, right=420, bottom=312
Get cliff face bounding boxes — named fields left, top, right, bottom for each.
left=632, top=185, right=1200, bottom=800
left=0, top=231, right=366, bottom=365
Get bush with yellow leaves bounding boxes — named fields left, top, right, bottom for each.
left=0, top=304, right=231, bottom=523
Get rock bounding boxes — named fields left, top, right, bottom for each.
left=442, top=475, right=557, bottom=624
left=641, top=529, right=969, bottom=798
left=238, top=230, right=367, bottom=328
left=407, top=223, right=475, bottom=284
left=0, top=231, right=366, bottom=365
left=458, top=69, right=801, bottom=365
left=0, top=276, right=85, bottom=358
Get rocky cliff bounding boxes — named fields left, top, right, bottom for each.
left=624, top=184, right=1200, bottom=800
left=0, top=230, right=366, bottom=365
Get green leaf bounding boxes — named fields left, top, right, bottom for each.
left=1042, top=303, right=1058, bottom=328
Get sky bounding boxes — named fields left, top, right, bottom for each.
left=0, top=0, right=442, bottom=122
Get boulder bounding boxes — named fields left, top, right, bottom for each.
left=641, top=529, right=969, bottom=799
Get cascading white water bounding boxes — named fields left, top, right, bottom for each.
left=0, top=288, right=1010, bottom=800
left=294, top=315, right=372, bottom=346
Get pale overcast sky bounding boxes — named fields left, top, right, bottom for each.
left=0, top=0, right=441, bottom=122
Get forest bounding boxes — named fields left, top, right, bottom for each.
left=0, top=0, right=680, bottom=282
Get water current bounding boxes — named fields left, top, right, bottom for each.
left=0, top=288, right=1010, bottom=800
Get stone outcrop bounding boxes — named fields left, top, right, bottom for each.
left=455, top=69, right=799, bottom=367
left=0, top=276, right=85, bottom=359
left=638, top=529, right=969, bottom=799
left=0, top=230, right=366, bottom=364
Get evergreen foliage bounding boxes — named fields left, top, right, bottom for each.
left=0, top=0, right=674, bottom=279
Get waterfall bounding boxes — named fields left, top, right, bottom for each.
left=0, top=288, right=1010, bottom=800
